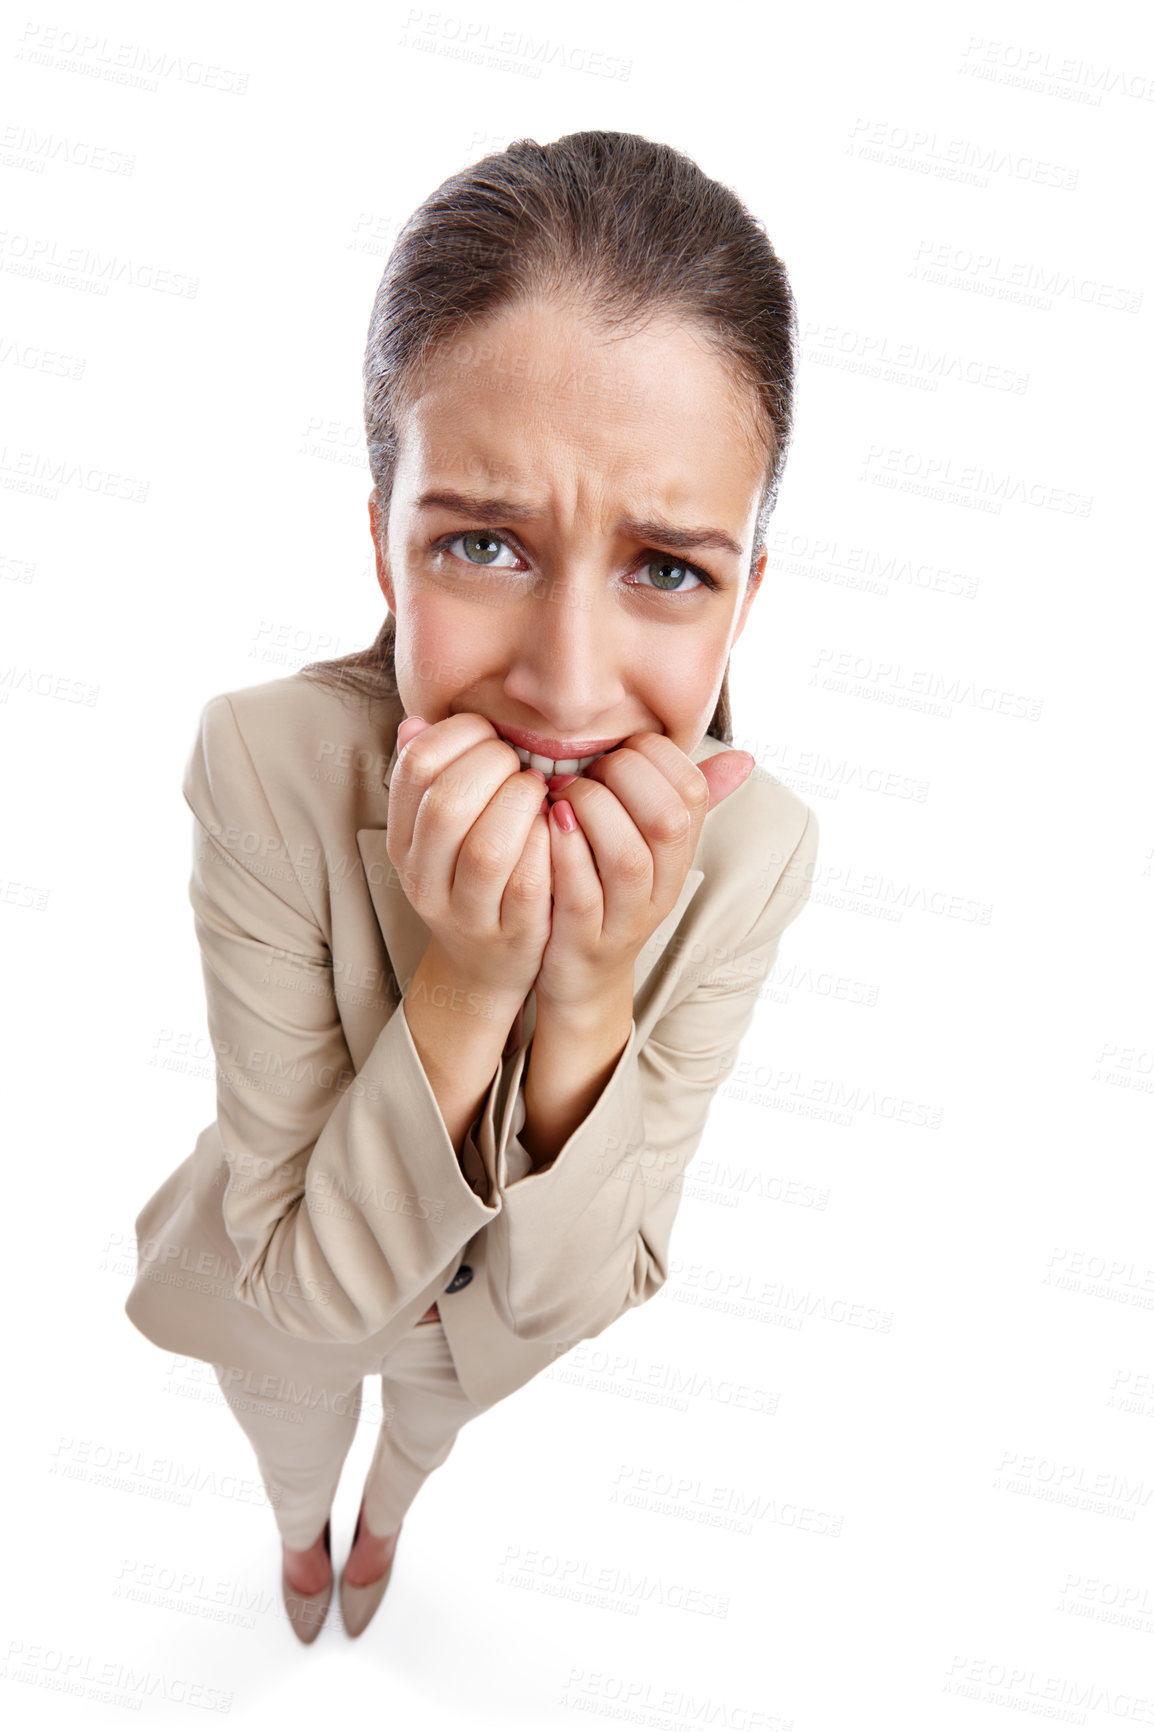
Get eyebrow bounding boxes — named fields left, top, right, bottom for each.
left=415, top=488, right=744, bottom=559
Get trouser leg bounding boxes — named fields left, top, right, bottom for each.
left=360, top=1317, right=492, bottom=1538
left=211, top=1360, right=364, bottom=1550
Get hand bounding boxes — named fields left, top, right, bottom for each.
left=386, top=714, right=553, bottom=1006
left=533, top=734, right=755, bottom=1013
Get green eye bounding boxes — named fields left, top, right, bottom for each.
left=642, top=556, right=701, bottom=592
left=459, top=532, right=507, bottom=566
left=431, top=530, right=718, bottom=597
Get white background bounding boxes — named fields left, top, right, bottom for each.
left=2, top=0, right=1151, bottom=1725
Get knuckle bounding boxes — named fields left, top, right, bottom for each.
left=399, top=740, right=433, bottom=781
left=424, top=778, right=470, bottom=825
left=496, top=772, right=544, bottom=814
left=507, top=864, right=550, bottom=899
left=563, top=891, right=602, bottom=920
left=614, top=845, right=651, bottom=883
left=683, top=767, right=710, bottom=812
left=489, top=740, right=524, bottom=778
left=460, top=835, right=508, bottom=881
left=650, top=802, right=693, bottom=846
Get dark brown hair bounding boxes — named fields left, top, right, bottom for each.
left=300, top=130, right=797, bottom=745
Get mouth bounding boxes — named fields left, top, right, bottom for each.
left=494, top=725, right=625, bottom=777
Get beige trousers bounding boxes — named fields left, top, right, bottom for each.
left=211, top=1308, right=491, bottom=1549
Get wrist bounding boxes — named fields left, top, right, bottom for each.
left=417, top=937, right=530, bottom=1026
left=402, top=941, right=525, bottom=1164
left=533, top=970, right=635, bottom=1035
left=521, top=988, right=634, bottom=1171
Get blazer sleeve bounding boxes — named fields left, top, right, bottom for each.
left=478, top=803, right=820, bottom=1342
left=182, top=694, right=501, bottom=1343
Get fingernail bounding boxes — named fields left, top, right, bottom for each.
left=397, top=716, right=429, bottom=752
left=550, top=800, right=578, bottom=833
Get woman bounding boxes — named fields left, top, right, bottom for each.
left=124, top=130, right=820, bottom=1644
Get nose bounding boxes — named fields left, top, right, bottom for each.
left=501, top=574, right=622, bottom=730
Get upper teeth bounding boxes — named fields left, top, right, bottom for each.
left=504, top=742, right=614, bottom=775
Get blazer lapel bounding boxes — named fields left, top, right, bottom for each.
left=356, top=737, right=430, bottom=996
left=632, top=866, right=705, bottom=997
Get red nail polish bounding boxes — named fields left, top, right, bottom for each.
left=551, top=800, right=577, bottom=833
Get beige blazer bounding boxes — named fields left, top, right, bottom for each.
left=125, top=674, right=818, bottom=1409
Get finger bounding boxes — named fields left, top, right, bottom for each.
left=547, top=797, right=603, bottom=933
left=587, top=733, right=712, bottom=866
left=697, top=751, right=755, bottom=812
left=450, top=762, right=553, bottom=926
left=387, top=713, right=509, bottom=857
left=501, top=809, right=553, bottom=935
left=570, top=743, right=704, bottom=926
left=412, top=742, right=542, bottom=907
left=557, top=770, right=657, bottom=939
left=600, top=733, right=713, bottom=831
left=396, top=715, right=429, bottom=752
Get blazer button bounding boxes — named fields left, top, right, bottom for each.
left=445, top=1264, right=473, bottom=1294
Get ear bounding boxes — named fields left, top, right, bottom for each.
left=368, top=489, right=395, bottom=613
left=731, top=544, right=767, bottom=649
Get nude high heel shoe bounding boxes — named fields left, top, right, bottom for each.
left=339, top=1501, right=401, bottom=1638
left=281, top=1517, right=333, bottom=1645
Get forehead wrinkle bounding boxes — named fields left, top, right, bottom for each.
left=405, top=355, right=761, bottom=558
left=414, top=482, right=745, bottom=560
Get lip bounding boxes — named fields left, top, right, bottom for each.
left=493, top=724, right=627, bottom=758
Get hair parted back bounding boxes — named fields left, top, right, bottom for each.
left=300, top=130, right=797, bottom=746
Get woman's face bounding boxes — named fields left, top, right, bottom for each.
left=372, top=298, right=771, bottom=764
